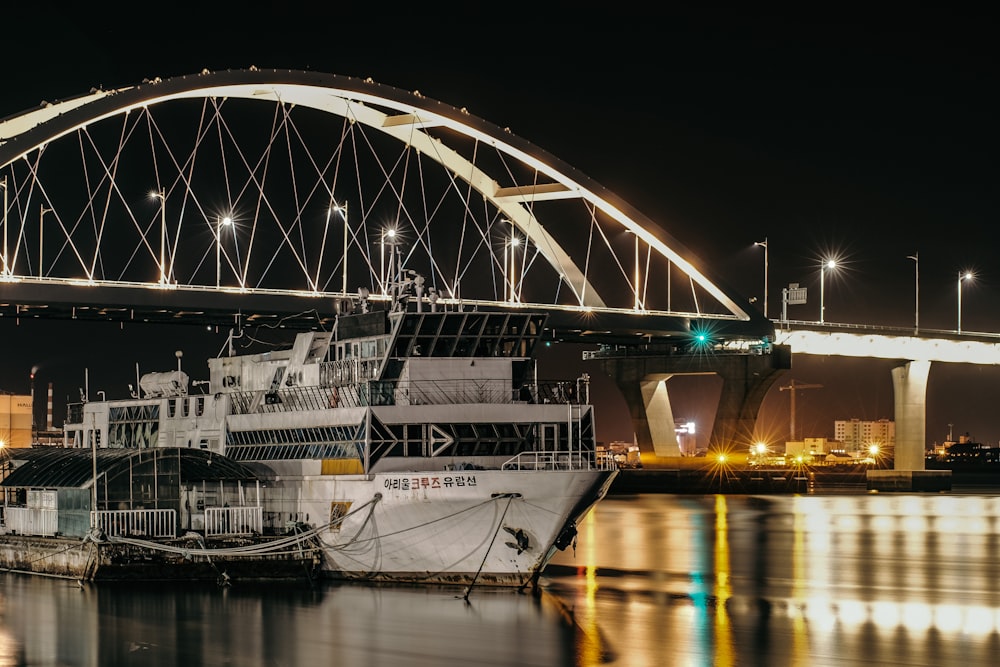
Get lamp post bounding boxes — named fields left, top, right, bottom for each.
left=907, top=252, right=919, bottom=332
left=957, top=270, right=973, bottom=334
left=755, top=238, right=768, bottom=318
left=150, top=189, right=166, bottom=285
left=333, top=202, right=348, bottom=295
left=216, top=216, right=233, bottom=287
left=500, top=218, right=520, bottom=303
left=819, top=259, right=836, bottom=324
left=381, top=228, right=396, bottom=296
left=1, top=176, right=7, bottom=278
left=39, top=206, right=52, bottom=279
left=509, top=235, right=520, bottom=303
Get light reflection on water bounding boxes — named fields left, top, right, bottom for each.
left=543, top=493, right=1000, bottom=667
left=4, top=493, right=1000, bottom=665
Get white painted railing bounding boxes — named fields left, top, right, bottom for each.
left=92, top=509, right=176, bottom=538
left=4, top=507, right=58, bottom=536
left=204, top=506, right=263, bottom=536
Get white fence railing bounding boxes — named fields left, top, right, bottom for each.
left=92, top=509, right=176, bottom=538
left=4, top=507, right=58, bottom=536
left=204, top=506, right=263, bottom=536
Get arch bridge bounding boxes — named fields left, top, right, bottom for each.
left=0, top=68, right=780, bottom=460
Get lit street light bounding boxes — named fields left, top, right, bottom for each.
left=380, top=228, right=397, bottom=296
left=333, top=201, right=348, bottom=295
left=501, top=218, right=522, bottom=304
left=216, top=215, right=233, bottom=287
left=907, top=252, right=919, bottom=332
left=755, top=238, right=768, bottom=318
left=509, top=235, right=521, bottom=303
left=819, top=259, right=836, bottom=324
left=957, top=270, right=973, bottom=334
left=150, top=189, right=167, bottom=285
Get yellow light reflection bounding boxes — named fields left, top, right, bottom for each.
left=790, top=495, right=811, bottom=666
left=965, top=606, right=997, bottom=635
left=837, top=600, right=867, bottom=627
left=714, top=495, right=733, bottom=667
left=580, top=509, right=603, bottom=666
left=871, top=601, right=901, bottom=628
left=900, top=602, right=933, bottom=632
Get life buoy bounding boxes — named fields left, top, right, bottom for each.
left=328, top=387, right=340, bottom=408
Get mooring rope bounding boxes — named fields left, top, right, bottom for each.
left=463, top=493, right=516, bottom=602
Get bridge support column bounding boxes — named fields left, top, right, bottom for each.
left=640, top=376, right=681, bottom=457
left=891, top=360, right=930, bottom=471
left=868, top=360, right=951, bottom=491
left=595, top=346, right=791, bottom=467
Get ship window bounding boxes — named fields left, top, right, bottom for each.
left=168, top=400, right=177, bottom=418
left=440, top=315, right=462, bottom=335
left=195, top=396, right=205, bottom=416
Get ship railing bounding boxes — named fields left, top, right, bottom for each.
left=3, top=507, right=58, bottom=536
left=204, top=505, right=263, bottom=536
left=91, top=509, right=176, bottom=538
left=228, top=377, right=593, bottom=414
left=501, top=451, right=615, bottom=472
left=319, top=359, right=383, bottom=386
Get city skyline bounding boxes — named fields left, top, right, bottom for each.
left=1, top=8, right=997, bottom=448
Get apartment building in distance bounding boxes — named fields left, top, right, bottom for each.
left=834, top=418, right=895, bottom=451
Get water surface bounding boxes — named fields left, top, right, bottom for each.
left=5, top=493, right=1000, bottom=666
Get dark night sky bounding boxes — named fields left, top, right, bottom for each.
left=1, top=7, right=997, bottom=448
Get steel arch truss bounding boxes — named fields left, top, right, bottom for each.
left=0, top=68, right=759, bottom=325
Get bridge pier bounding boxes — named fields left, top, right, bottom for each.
left=594, top=346, right=791, bottom=466
left=868, top=360, right=951, bottom=491
left=891, top=360, right=930, bottom=471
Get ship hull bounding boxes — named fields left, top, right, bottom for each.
left=282, top=468, right=617, bottom=586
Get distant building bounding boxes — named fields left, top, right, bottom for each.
left=602, top=440, right=641, bottom=468
left=835, top=418, right=895, bottom=451
left=0, top=391, right=33, bottom=448
left=786, top=437, right=839, bottom=457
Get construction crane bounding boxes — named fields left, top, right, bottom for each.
left=779, top=379, right=823, bottom=442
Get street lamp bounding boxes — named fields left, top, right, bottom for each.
left=150, top=189, right=166, bottom=285
left=1, top=176, right=7, bottom=278
left=907, top=252, right=919, bottom=332
left=819, top=259, right=836, bottom=324
left=957, top=270, right=973, bottom=334
left=216, top=216, right=233, bottom=287
left=333, top=202, right=348, bottom=295
left=754, top=238, right=768, bottom=318
left=500, top=218, right=521, bottom=303
left=509, top=235, right=521, bottom=303
left=380, top=228, right=397, bottom=296
left=39, top=206, right=52, bottom=279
